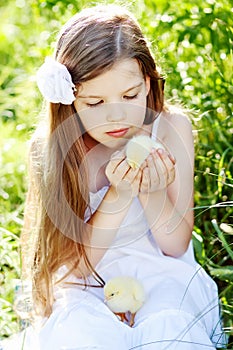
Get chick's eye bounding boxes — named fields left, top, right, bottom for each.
left=110, top=293, right=115, bottom=297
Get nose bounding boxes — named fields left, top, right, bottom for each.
left=106, top=102, right=126, bottom=122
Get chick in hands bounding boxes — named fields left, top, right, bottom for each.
left=126, top=135, right=165, bottom=170
left=104, top=276, right=146, bottom=327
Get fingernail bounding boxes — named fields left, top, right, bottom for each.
left=148, top=154, right=154, bottom=161
left=169, top=154, right=176, bottom=164
left=141, top=160, right=147, bottom=168
left=157, top=148, right=164, bottom=155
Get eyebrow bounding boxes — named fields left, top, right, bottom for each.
left=78, top=82, right=143, bottom=99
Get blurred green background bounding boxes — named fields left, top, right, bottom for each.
left=0, top=0, right=232, bottom=347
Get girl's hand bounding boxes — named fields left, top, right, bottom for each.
left=140, top=148, right=176, bottom=193
left=105, top=149, right=142, bottom=198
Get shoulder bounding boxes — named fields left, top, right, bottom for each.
left=157, top=106, right=193, bottom=147
left=155, top=105, right=194, bottom=164
left=161, top=105, right=192, bottom=135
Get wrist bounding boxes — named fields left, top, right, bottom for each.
left=102, top=185, right=134, bottom=213
left=139, top=188, right=167, bottom=201
left=138, top=189, right=169, bottom=223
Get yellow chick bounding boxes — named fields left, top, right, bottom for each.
left=104, top=276, right=146, bottom=327
left=126, top=135, right=165, bottom=170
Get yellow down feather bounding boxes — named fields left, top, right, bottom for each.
left=104, top=276, right=146, bottom=326
left=126, top=135, right=165, bottom=169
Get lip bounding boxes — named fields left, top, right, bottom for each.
left=106, top=128, right=129, bottom=138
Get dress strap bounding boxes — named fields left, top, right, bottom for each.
left=151, top=113, right=162, bottom=140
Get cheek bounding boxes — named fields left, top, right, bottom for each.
left=78, top=108, right=104, bottom=132
left=127, top=102, right=147, bottom=125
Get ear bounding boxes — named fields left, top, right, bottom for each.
left=145, top=76, right=150, bottom=96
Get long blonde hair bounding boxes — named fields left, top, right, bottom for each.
left=21, top=4, right=165, bottom=317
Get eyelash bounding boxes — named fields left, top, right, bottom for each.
left=86, top=100, right=103, bottom=108
left=86, top=94, right=139, bottom=108
left=124, top=93, right=138, bottom=100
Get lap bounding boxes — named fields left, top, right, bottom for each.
left=39, top=291, right=216, bottom=350
left=133, top=310, right=216, bottom=349
left=2, top=257, right=225, bottom=350
left=39, top=293, right=129, bottom=350
left=2, top=298, right=221, bottom=350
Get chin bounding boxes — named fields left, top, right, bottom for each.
left=104, top=138, right=129, bottom=149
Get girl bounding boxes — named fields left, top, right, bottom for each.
left=2, top=4, right=226, bottom=350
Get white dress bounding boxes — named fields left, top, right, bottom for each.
left=1, top=120, right=226, bottom=350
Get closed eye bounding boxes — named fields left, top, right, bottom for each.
left=124, top=93, right=138, bottom=100
left=86, top=100, right=104, bottom=108
left=86, top=93, right=138, bottom=107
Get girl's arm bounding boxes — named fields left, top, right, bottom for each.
left=139, top=112, right=194, bottom=257
left=77, top=152, right=142, bottom=276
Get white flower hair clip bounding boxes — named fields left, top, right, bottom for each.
left=36, top=57, right=76, bottom=105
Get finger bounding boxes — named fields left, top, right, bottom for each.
left=165, top=159, right=176, bottom=185
left=132, top=168, right=142, bottom=197
left=115, top=165, right=141, bottom=198
left=140, top=159, right=147, bottom=170
left=110, top=159, right=135, bottom=188
left=110, top=148, right=125, bottom=161
left=157, top=149, right=175, bottom=169
left=151, top=150, right=168, bottom=188
left=168, top=153, right=176, bottom=165
left=140, top=166, right=150, bottom=193
left=157, top=149, right=175, bottom=185
left=123, top=163, right=141, bottom=183
left=105, top=159, right=121, bottom=180
left=107, top=150, right=126, bottom=174
left=146, top=153, right=159, bottom=189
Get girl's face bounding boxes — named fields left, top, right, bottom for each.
left=74, top=59, right=150, bottom=149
